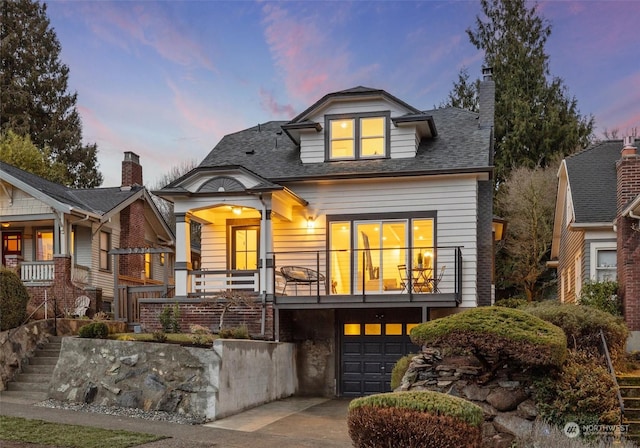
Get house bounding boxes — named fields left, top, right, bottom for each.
left=155, top=76, right=495, bottom=397
left=0, top=152, right=175, bottom=318
left=550, top=136, right=640, bottom=348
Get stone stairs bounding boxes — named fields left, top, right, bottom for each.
left=617, top=373, right=640, bottom=443
left=0, top=336, right=62, bottom=404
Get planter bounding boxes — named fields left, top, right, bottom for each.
left=56, top=318, right=127, bottom=336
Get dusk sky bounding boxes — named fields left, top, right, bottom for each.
left=45, top=0, right=640, bottom=188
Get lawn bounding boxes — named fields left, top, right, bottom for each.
left=0, top=415, right=164, bottom=448
left=110, top=333, right=217, bottom=345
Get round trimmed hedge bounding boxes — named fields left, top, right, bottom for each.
left=348, top=391, right=483, bottom=448
left=409, top=306, right=567, bottom=368
left=0, top=267, right=30, bottom=331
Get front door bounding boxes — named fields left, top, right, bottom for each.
left=231, top=225, right=259, bottom=270
left=2, top=232, right=22, bottom=266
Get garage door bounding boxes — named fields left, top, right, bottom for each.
left=341, top=321, right=420, bottom=397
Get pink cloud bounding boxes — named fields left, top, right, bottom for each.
left=259, top=88, right=296, bottom=118
left=261, top=3, right=378, bottom=105
left=74, top=3, right=216, bottom=72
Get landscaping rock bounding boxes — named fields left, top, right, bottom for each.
left=486, top=387, right=528, bottom=411
left=463, top=384, right=490, bottom=401
left=516, top=399, right=538, bottom=420
left=492, top=413, right=534, bottom=439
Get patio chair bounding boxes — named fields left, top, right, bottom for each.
left=397, top=264, right=411, bottom=293
left=72, top=295, right=91, bottom=317
left=280, top=266, right=326, bottom=295
left=432, top=265, right=446, bottom=293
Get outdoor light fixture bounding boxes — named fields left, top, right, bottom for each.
left=1, top=222, right=9, bottom=228
left=306, top=217, right=316, bottom=229
left=231, top=206, right=242, bottom=215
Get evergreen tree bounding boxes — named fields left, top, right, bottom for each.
left=0, top=0, right=102, bottom=187
left=443, top=0, right=593, bottom=182
left=441, top=67, right=479, bottom=113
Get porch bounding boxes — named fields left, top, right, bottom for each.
left=185, top=246, right=463, bottom=308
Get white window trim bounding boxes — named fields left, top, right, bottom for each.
left=589, top=241, right=616, bottom=281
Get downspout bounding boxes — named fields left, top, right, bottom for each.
left=629, top=211, right=640, bottom=221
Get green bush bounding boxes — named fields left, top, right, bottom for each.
left=0, top=268, right=30, bottom=331
left=78, top=322, right=109, bottom=339
left=494, top=297, right=528, bottom=309
left=218, top=324, right=249, bottom=339
left=159, top=303, right=181, bottom=333
left=579, top=280, right=621, bottom=316
left=534, top=350, right=619, bottom=428
left=152, top=330, right=167, bottom=342
left=348, top=391, right=483, bottom=448
left=524, top=301, right=628, bottom=365
left=390, top=354, right=415, bottom=390
left=410, top=307, right=567, bottom=370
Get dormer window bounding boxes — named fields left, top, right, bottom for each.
left=327, top=112, right=389, bottom=160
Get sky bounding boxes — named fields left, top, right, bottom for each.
left=44, top=0, right=640, bottom=188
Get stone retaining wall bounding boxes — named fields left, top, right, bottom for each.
left=399, top=348, right=537, bottom=448
left=48, top=338, right=297, bottom=421
left=0, top=320, right=55, bottom=390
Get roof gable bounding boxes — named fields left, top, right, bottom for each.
left=565, top=140, right=623, bottom=223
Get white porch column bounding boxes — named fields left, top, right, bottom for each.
left=260, top=207, right=274, bottom=295
left=175, top=213, right=192, bottom=296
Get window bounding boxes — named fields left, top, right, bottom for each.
left=590, top=243, right=616, bottom=282
left=574, top=254, right=582, bottom=299
left=327, top=113, right=388, bottom=160
left=35, top=229, right=54, bottom=261
left=232, top=226, right=259, bottom=270
left=144, top=253, right=152, bottom=279
left=329, top=214, right=434, bottom=294
left=99, top=231, right=111, bottom=271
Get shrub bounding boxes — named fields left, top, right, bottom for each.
left=524, top=301, right=629, bottom=365
left=410, top=307, right=567, bottom=372
left=78, top=322, right=109, bottom=339
left=152, top=330, right=167, bottom=342
left=533, top=350, right=619, bottom=428
left=159, top=303, right=181, bottom=333
left=494, top=297, right=528, bottom=309
left=190, top=324, right=212, bottom=346
left=218, top=324, right=249, bottom=339
left=390, top=354, right=415, bottom=390
left=0, top=267, right=30, bottom=331
left=579, top=280, right=621, bottom=316
left=348, top=391, right=483, bottom=448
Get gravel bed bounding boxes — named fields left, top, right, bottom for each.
left=35, top=399, right=205, bottom=425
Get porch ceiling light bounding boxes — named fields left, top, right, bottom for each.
left=231, top=206, right=242, bottom=215
left=1, top=222, right=9, bottom=228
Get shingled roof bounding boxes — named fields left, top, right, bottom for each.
left=196, top=106, right=491, bottom=182
left=565, top=139, right=623, bottom=223
left=0, top=161, right=145, bottom=217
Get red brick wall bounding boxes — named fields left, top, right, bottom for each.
left=26, top=256, right=102, bottom=317
left=617, top=152, right=640, bottom=330
left=139, top=298, right=275, bottom=339
left=119, top=199, right=146, bottom=277
left=122, top=154, right=143, bottom=187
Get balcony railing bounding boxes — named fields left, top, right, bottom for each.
left=272, top=245, right=463, bottom=303
left=190, top=269, right=260, bottom=297
left=20, top=261, right=54, bottom=283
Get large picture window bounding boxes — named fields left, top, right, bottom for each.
left=329, top=215, right=434, bottom=294
left=327, top=113, right=388, bottom=160
left=35, top=229, right=54, bottom=261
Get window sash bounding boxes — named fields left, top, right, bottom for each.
left=328, top=113, right=387, bottom=160
left=99, top=232, right=111, bottom=270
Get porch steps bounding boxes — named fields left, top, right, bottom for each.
left=617, top=373, right=640, bottom=442
left=0, top=336, right=62, bottom=404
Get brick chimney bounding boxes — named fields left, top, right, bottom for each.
left=119, top=152, right=145, bottom=277
left=478, top=66, right=495, bottom=130
left=122, top=151, right=143, bottom=187
left=616, top=136, right=640, bottom=331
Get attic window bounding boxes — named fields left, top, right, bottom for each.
left=327, top=112, right=389, bottom=160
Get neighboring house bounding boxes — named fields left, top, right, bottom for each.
left=156, top=78, right=495, bottom=397
left=550, top=136, right=640, bottom=347
left=0, top=152, right=175, bottom=318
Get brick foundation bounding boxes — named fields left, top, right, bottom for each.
left=139, top=298, right=274, bottom=339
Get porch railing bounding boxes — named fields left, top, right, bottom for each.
left=20, top=261, right=54, bottom=283
left=72, top=264, right=90, bottom=285
left=190, top=269, right=260, bottom=296
left=270, top=245, right=463, bottom=301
